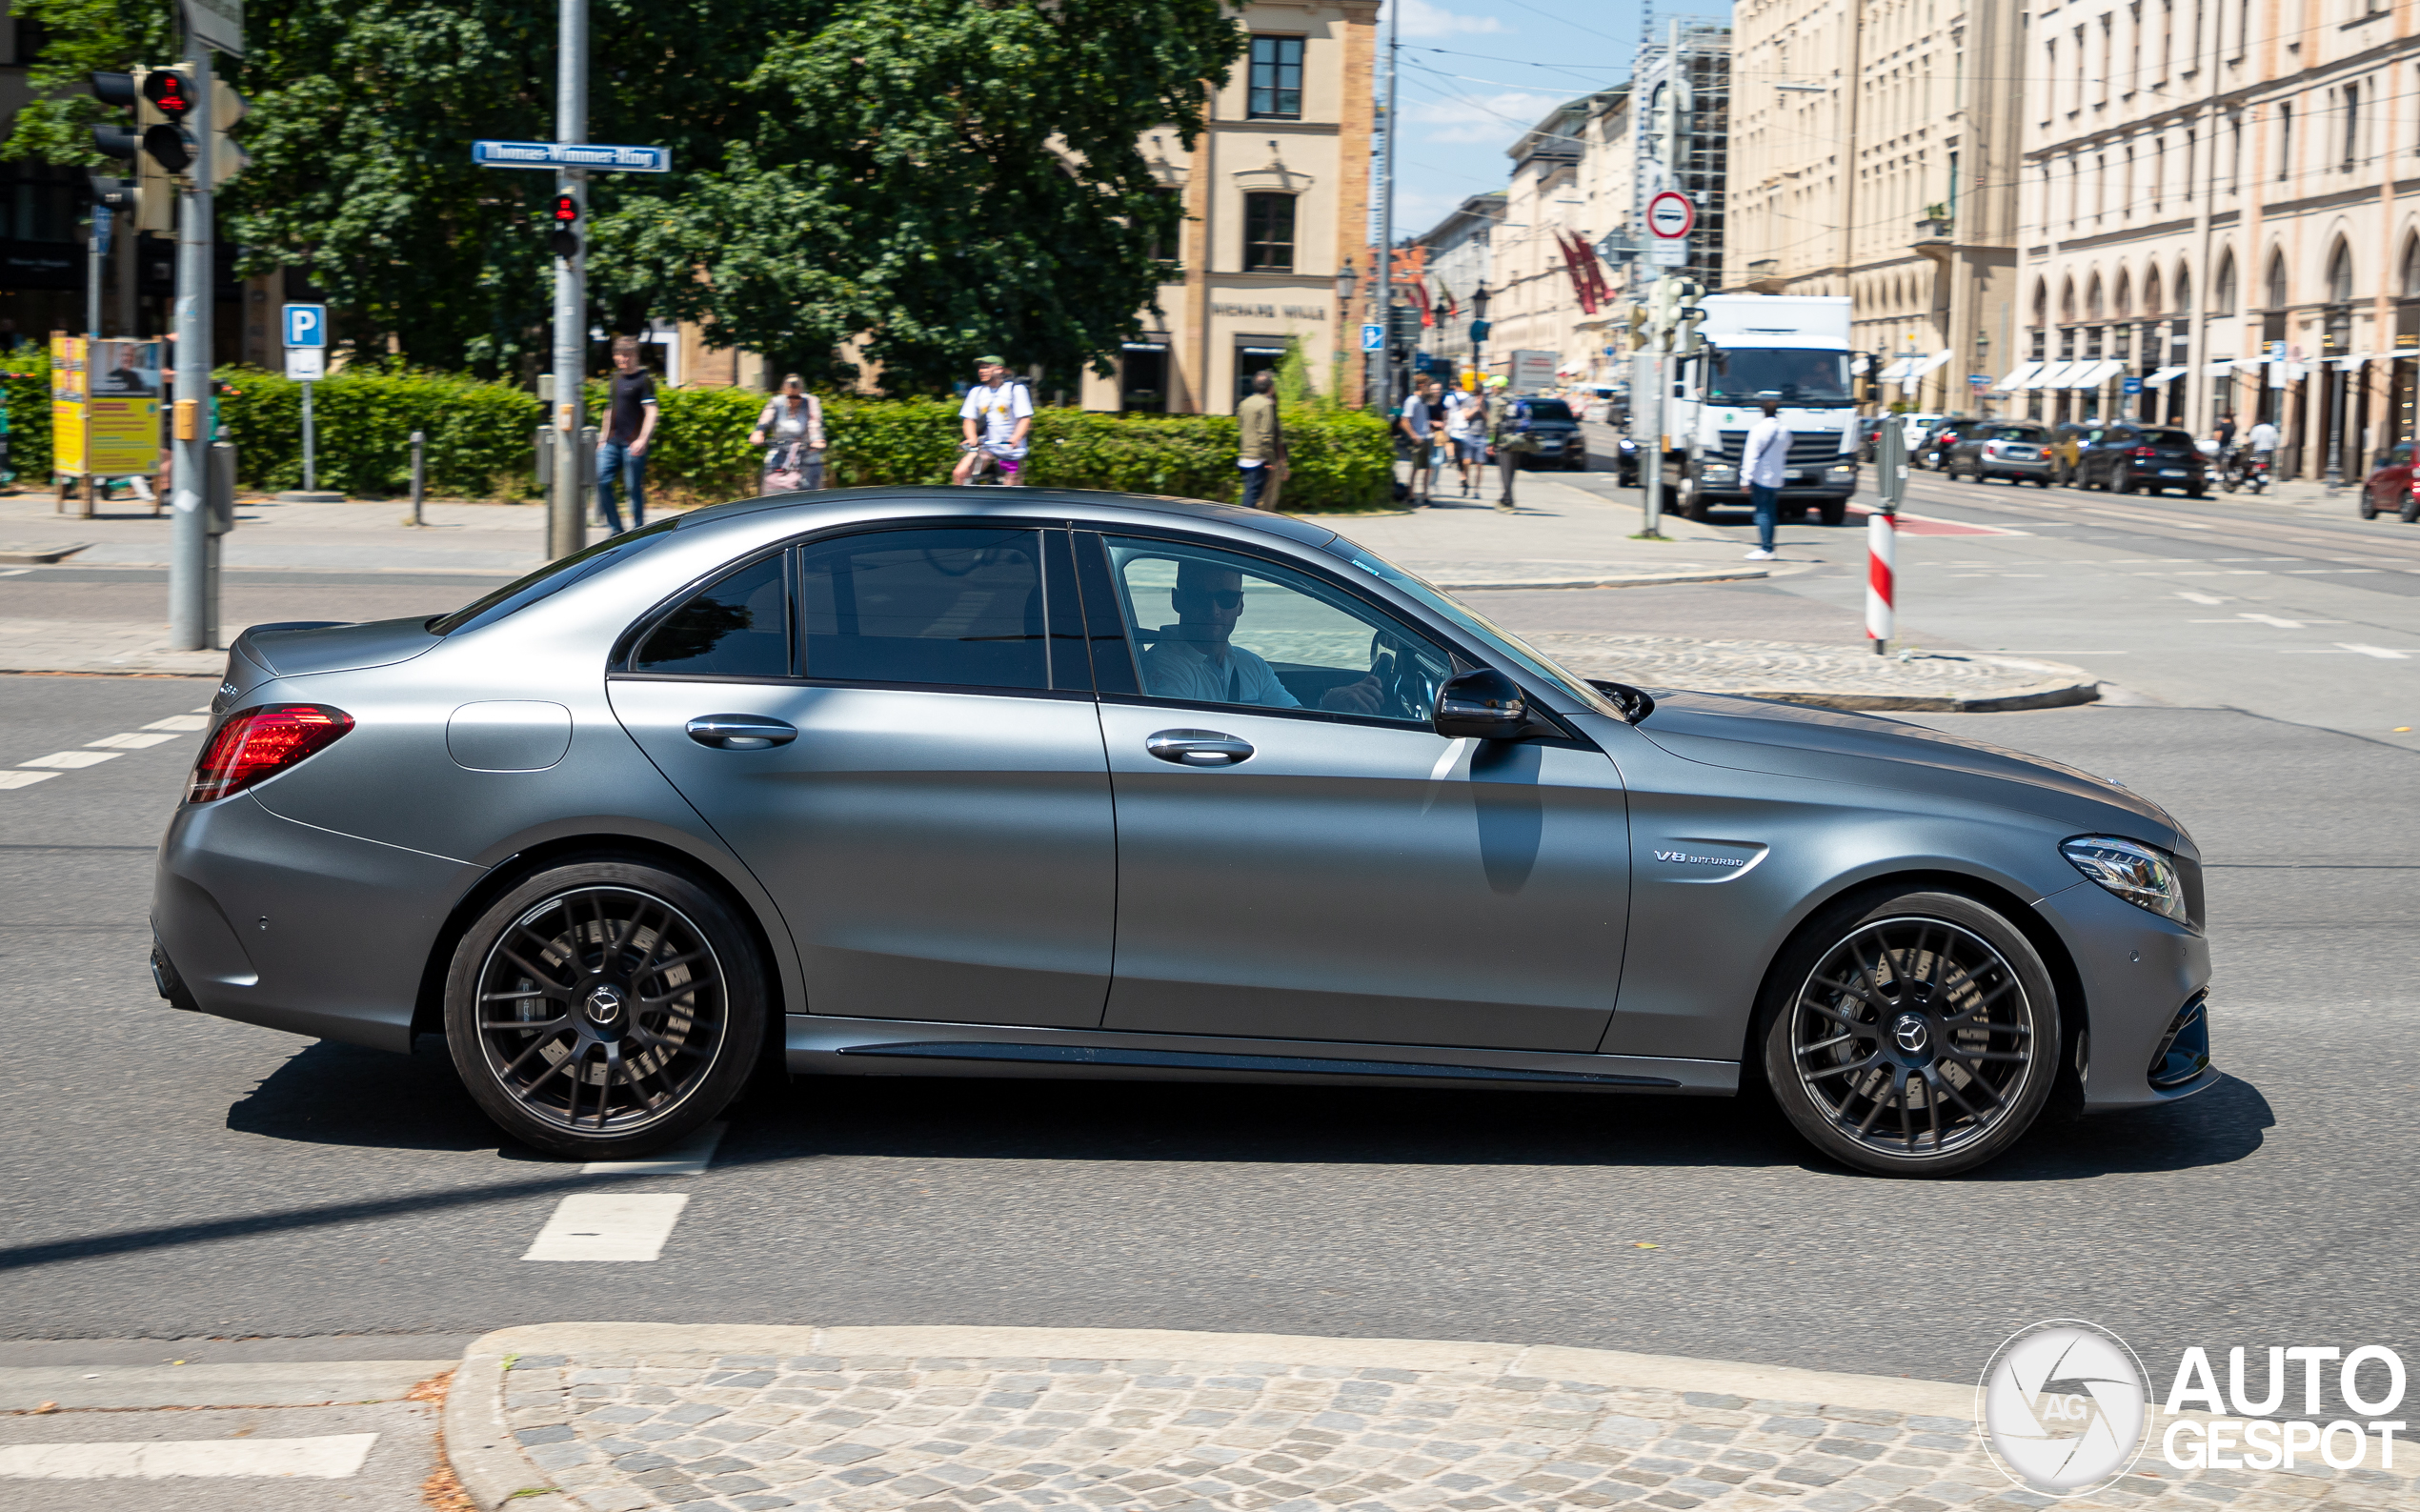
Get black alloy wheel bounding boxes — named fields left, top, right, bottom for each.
left=1761, top=890, right=2058, bottom=1177
left=445, top=860, right=767, bottom=1159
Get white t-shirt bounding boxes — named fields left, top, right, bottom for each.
left=1744, top=416, right=1793, bottom=489
left=959, top=381, right=1034, bottom=448
left=1138, top=633, right=1300, bottom=708
left=1442, top=390, right=1480, bottom=439
left=2246, top=422, right=2280, bottom=453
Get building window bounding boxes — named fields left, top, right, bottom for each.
left=2276, top=102, right=2292, bottom=180
left=1248, top=36, right=1304, bottom=120
left=1142, top=186, right=1183, bottom=266
left=2342, top=83, right=2360, bottom=169
left=1242, top=192, right=1296, bottom=272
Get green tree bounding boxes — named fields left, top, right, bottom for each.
left=6, top=0, right=1238, bottom=389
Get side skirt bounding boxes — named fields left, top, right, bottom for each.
left=785, top=1016, right=1738, bottom=1096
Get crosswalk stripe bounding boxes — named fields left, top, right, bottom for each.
left=18, top=751, right=122, bottom=770
left=147, top=715, right=212, bottom=732
left=0, top=772, right=59, bottom=790
left=522, top=1193, right=691, bottom=1261
left=88, top=733, right=179, bottom=750
left=0, top=1433, right=377, bottom=1480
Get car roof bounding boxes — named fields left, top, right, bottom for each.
left=673, top=484, right=1341, bottom=549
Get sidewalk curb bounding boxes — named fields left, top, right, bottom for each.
left=446, top=1321, right=1976, bottom=1510
left=1736, top=675, right=2104, bottom=714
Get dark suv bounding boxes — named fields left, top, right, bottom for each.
left=1514, top=397, right=1587, bottom=471
left=2076, top=425, right=2208, bottom=495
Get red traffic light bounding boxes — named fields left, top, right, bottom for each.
left=552, top=192, right=578, bottom=225
left=142, top=69, right=194, bottom=119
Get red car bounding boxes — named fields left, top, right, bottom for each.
left=2361, top=441, right=2419, bottom=521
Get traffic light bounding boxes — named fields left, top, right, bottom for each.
left=549, top=191, right=579, bottom=258
left=1673, top=279, right=1708, bottom=356
left=140, top=66, right=197, bottom=174
left=211, top=79, right=250, bottom=187
left=89, top=69, right=173, bottom=232
left=1623, top=301, right=1649, bottom=352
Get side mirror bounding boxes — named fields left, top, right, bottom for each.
left=1434, top=668, right=1530, bottom=739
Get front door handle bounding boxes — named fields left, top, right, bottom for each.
left=1146, top=729, right=1254, bottom=766
left=686, top=715, right=797, bottom=750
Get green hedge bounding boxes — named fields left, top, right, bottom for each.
left=0, top=362, right=1395, bottom=513
left=2, top=366, right=50, bottom=481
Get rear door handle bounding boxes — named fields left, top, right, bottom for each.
left=1146, top=729, right=1254, bottom=766
left=686, top=715, right=797, bottom=750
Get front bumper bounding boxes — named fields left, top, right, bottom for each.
left=152, top=793, right=474, bottom=1052
left=2032, top=878, right=2217, bottom=1110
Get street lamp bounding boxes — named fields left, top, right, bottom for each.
left=1469, top=282, right=1492, bottom=391
left=1334, top=257, right=1359, bottom=312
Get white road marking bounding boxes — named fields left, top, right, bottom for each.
left=88, top=732, right=178, bottom=750
left=2174, top=590, right=2230, bottom=605
left=18, top=751, right=122, bottom=770
left=0, top=772, right=60, bottom=790
left=582, top=1120, right=726, bottom=1176
left=2337, top=643, right=2411, bottom=660
left=0, top=568, right=29, bottom=577
left=523, top=1192, right=691, bottom=1261
left=146, top=715, right=212, bottom=732
left=0, top=1433, right=377, bottom=1480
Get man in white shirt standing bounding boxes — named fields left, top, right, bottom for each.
left=1742, top=395, right=1791, bottom=561
left=2246, top=418, right=2280, bottom=455
left=952, top=355, right=1035, bottom=485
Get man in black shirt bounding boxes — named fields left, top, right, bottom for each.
left=597, top=335, right=658, bottom=533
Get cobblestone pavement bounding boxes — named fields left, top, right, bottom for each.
left=465, top=1328, right=2415, bottom=1512
left=1523, top=632, right=2098, bottom=712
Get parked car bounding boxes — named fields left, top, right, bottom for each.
left=1916, top=419, right=1983, bottom=471
left=153, top=487, right=2214, bottom=1177
left=1857, top=415, right=1887, bottom=461
left=2074, top=424, right=2209, bottom=495
left=1516, top=396, right=1588, bottom=471
left=1946, top=422, right=2058, bottom=486
left=2359, top=441, right=2419, bottom=521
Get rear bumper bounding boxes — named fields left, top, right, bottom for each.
left=151, top=794, right=474, bottom=1052
left=1977, top=456, right=2053, bottom=476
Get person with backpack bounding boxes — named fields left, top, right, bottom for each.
left=747, top=374, right=826, bottom=493
left=1483, top=376, right=1535, bottom=513
left=1395, top=377, right=1441, bottom=507
left=953, top=354, right=1034, bottom=485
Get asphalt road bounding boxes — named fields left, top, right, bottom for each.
left=2, top=471, right=2415, bottom=1502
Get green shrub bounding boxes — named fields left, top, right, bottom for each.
left=2, top=357, right=1395, bottom=513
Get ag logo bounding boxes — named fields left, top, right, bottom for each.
left=1977, top=1320, right=2149, bottom=1496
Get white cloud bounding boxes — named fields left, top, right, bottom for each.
left=1402, top=90, right=1563, bottom=146
left=1397, top=0, right=1508, bottom=37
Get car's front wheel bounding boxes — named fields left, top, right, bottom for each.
left=1759, top=889, right=2059, bottom=1177
left=445, top=860, right=768, bottom=1159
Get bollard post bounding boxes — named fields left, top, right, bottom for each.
left=533, top=424, right=555, bottom=556
left=408, top=430, right=426, bottom=527
left=1869, top=417, right=1907, bottom=655
left=300, top=378, right=317, bottom=493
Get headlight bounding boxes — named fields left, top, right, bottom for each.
left=1704, top=464, right=1737, bottom=478
left=1826, top=464, right=1855, bottom=475
left=2061, top=837, right=2192, bottom=926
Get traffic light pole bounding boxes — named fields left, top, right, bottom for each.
left=167, top=40, right=214, bottom=653
left=547, top=0, right=589, bottom=561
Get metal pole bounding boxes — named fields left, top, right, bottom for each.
left=301, top=379, right=316, bottom=492
left=1641, top=350, right=1664, bottom=534
left=87, top=207, right=107, bottom=338
left=1375, top=0, right=1397, bottom=414
left=409, top=429, right=426, bottom=526
left=167, top=40, right=215, bottom=654
left=2325, top=365, right=2345, bottom=485
left=547, top=0, right=590, bottom=562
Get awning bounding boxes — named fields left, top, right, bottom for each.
left=1994, top=360, right=2044, bottom=391
left=1905, top=349, right=1954, bottom=380
left=2200, top=360, right=2241, bottom=376
left=1877, top=356, right=1918, bottom=383
left=2333, top=352, right=2377, bottom=369
left=2143, top=366, right=2188, bottom=388
left=2066, top=358, right=2126, bottom=389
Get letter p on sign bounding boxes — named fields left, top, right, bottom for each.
left=283, top=303, right=328, bottom=350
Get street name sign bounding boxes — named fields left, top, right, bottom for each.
left=473, top=140, right=673, bottom=173
left=282, top=303, right=327, bottom=349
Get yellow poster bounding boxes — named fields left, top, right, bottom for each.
left=87, top=339, right=163, bottom=475
left=50, top=333, right=85, bottom=476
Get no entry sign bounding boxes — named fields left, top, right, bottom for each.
left=1647, top=191, right=1696, bottom=241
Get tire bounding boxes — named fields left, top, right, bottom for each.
left=2187, top=486, right=2207, bottom=498
left=1819, top=499, right=1847, bottom=526
left=2403, top=494, right=2419, bottom=524
left=445, top=859, right=770, bottom=1159
left=2359, top=492, right=2379, bottom=520
left=1758, top=889, right=2060, bottom=1178
left=2034, top=475, right=2053, bottom=488
left=1681, top=466, right=1711, bottom=522
left=2115, top=467, right=2136, bottom=494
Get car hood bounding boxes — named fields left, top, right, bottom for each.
left=1632, top=690, right=2191, bottom=857
left=223, top=616, right=442, bottom=698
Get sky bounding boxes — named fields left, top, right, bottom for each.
left=1380, top=0, right=1731, bottom=240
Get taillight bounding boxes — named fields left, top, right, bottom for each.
left=2132, top=446, right=2157, bottom=457
left=188, top=704, right=353, bottom=802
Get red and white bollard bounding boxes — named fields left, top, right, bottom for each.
left=1865, top=509, right=1897, bottom=653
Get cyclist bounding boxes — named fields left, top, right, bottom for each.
left=953, top=354, right=1034, bottom=485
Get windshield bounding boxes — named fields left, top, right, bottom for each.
left=1526, top=400, right=1575, bottom=422
left=1319, top=538, right=1623, bottom=719
left=2144, top=430, right=2197, bottom=447
left=431, top=518, right=679, bottom=635
left=1706, top=348, right=1853, bottom=407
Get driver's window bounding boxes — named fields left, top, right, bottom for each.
left=1101, top=537, right=1453, bottom=724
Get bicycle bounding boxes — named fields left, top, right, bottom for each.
left=955, top=440, right=1025, bottom=487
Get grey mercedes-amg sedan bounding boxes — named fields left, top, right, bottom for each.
left=152, top=488, right=2214, bottom=1177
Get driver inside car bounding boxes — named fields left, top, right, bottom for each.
left=1141, top=561, right=1382, bottom=714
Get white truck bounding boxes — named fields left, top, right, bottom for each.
left=1643, top=293, right=1862, bottom=526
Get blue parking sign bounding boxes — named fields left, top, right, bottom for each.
left=283, top=304, right=328, bottom=349
left=1361, top=323, right=1383, bottom=353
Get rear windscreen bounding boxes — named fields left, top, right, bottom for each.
left=2145, top=430, right=2197, bottom=447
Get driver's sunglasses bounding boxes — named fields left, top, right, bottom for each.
left=1205, top=590, right=1246, bottom=608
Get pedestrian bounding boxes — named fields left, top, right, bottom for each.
left=2246, top=415, right=2280, bottom=458
left=596, top=334, right=657, bottom=534
left=952, top=354, right=1034, bottom=485
left=1396, top=377, right=1438, bottom=506
left=748, top=373, right=825, bottom=493
left=1442, top=380, right=1482, bottom=496
left=1237, top=369, right=1284, bottom=510
left=2213, top=411, right=2237, bottom=452
left=1743, top=394, right=1790, bottom=561
left=1483, top=376, right=1532, bottom=513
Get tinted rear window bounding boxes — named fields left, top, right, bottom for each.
left=2144, top=430, right=2196, bottom=447
left=1988, top=426, right=2048, bottom=441
left=797, top=527, right=1050, bottom=691
left=1526, top=400, right=1575, bottom=421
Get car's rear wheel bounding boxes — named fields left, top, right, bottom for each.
left=445, top=860, right=768, bottom=1159
left=1760, top=889, right=2058, bottom=1177
left=2403, top=494, right=2419, bottom=523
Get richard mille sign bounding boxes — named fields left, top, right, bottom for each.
left=1209, top=303, right=1328, bottom=320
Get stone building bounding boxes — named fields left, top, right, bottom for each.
left=1080, top=0, right=1378, bottom=414
left=1412, top=192, right=1503, bottom=387
left=1724, top=0, right=2024, bottom=414
left=2013, top=0, right=2420, bottom=478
